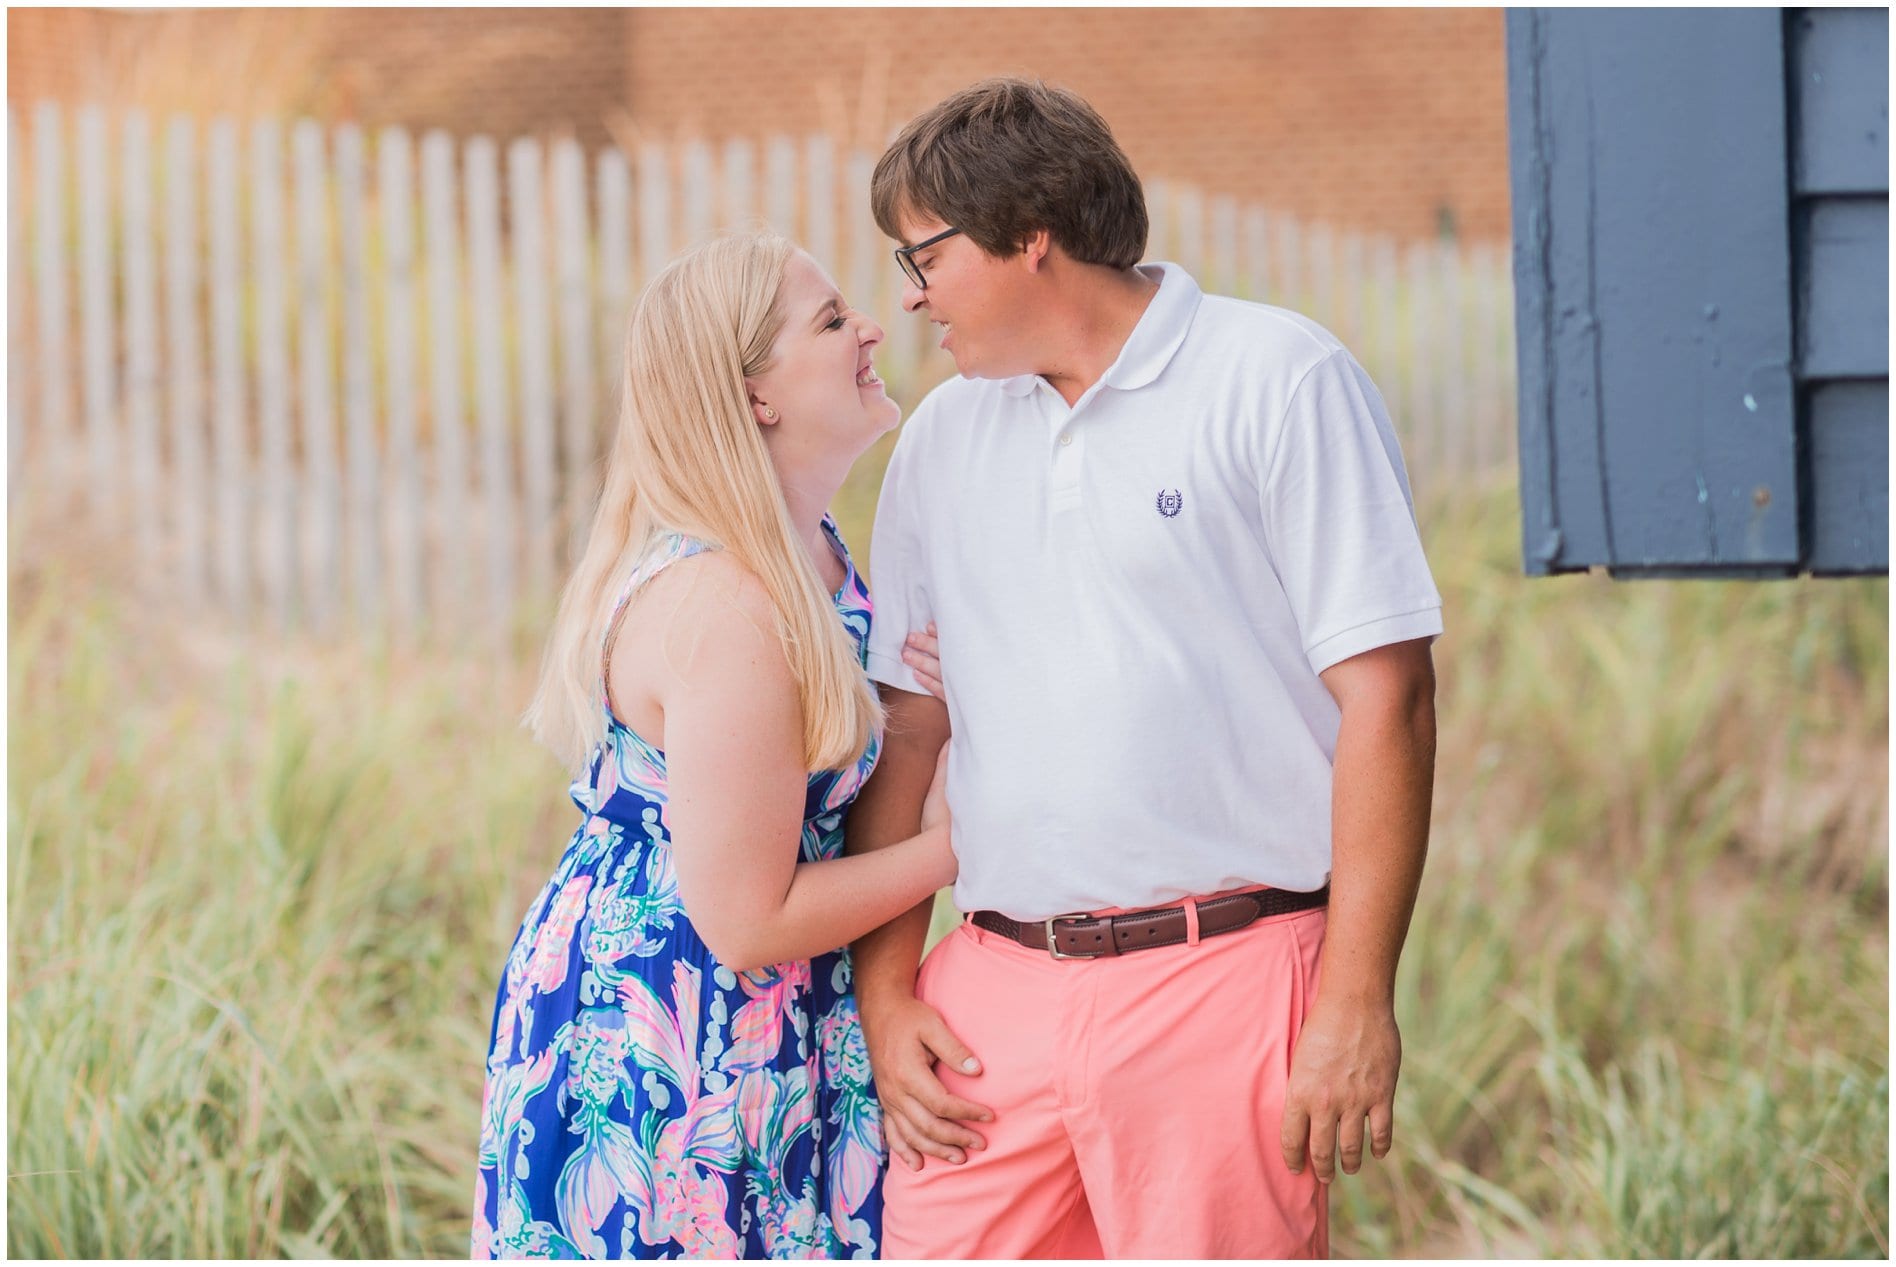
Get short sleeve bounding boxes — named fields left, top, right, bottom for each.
left=1261, top=349, right=1444, bottom=676
left=864, top=413, right=936, bottom=695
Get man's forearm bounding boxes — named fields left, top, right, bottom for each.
left=846, top=758, right=935, bottom=1004
left=845, top=688, right=951, bottom=1002
left=1318, top=671, right=1435, bottom=1009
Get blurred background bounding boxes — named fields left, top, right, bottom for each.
left=6, top=7, right=1885, bottom=1259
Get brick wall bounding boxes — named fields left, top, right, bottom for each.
left=9, top=8, right=1509, bottom=243
left=7, top=8, right=626, bottom=151
left=307, top=8, right=627, bottom=151
left=7, top=8, right=136, bottom=106
left=624, top=8, right=1512, bottom=243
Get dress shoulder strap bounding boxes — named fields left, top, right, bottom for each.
left=599, top=531, right=715, bottom=700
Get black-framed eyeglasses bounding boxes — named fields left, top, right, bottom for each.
left=893, top=227, right=962, bottom=289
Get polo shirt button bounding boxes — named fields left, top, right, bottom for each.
left=1058, top=432, right=1072, bottom=446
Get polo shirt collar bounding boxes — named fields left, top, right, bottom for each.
left=997, top=262, right=1203, bottom=398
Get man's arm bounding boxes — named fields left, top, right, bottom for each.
left=845, top=685, right=993, bottom=1170
left=1279, top=637, right=1436, bottom=1184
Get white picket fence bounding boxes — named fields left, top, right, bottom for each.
left=8, top=101, right=1516, bottom=643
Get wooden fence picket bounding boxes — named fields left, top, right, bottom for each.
left=163, top=115, right=207, bottom=602
left=509, top=136, right=556, bottom=594
left=8, top=107, right=23, bottom=501
left=466, top=135, right=516, bottom=640
left=1468, top=244, right=1494, bottom=473
left=1309, top=223, right=1337, bottom=337
left=1242, top=208, right=1269, bottom=305
left=1339, top=231, right=1366, bottom=356
left=637, top=144, right=670, bottom=288
left=803, top=135, right=836, bottom=284
left=293, top=118, right=341, bottom=633
left=77, top=105, right=116, bottom=520
left=597, top=146, right=632, bottom=387
left=1275, top=214, right=1303, bottom=312
left=1370, top=235, right=1402, bottom=433
left=207, top=117, right=249, bottom=619
left=721, top=137, right=754, bottom=231
left=1404, top=241, right=1438, bottom=488
left=1436, top=238, right=1468, bottom=475
left=122, top=112, right=162, bottom=578
left=552, top=137, right=596, bottom=561
left=681, top=140, right=714, bottom=252
left=252, top=117, right=296, bottom=629
left=336, top=124, right=381, bottom=630
left=1174, top=185, right=1206, bottom=281
left=1483, top=242, right=1516, bottom=475
left=1497, top=244, right=1516, bottom=467
left=1209, top=195, right=1239, bottom=299
left=422, top=129, right=469, bottom=617
left=845, top=151, right=876, bottom=333
left=764, top=136, right=797, bottom=239
left=33, top=105, right=72, bottom=499
left=381, top=128, right=423, bottom=639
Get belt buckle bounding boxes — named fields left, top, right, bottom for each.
left=1044, top=912, right=1104, bottom=960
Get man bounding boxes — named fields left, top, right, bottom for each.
left=845, top=78, right=1440, bottom=1258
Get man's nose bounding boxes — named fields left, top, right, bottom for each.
left=900, top=278, right=927, bottom=314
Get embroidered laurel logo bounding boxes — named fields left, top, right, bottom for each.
left=1156, top=489, right=1183, bottom=518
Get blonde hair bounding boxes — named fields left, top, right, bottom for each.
left=525, top=232, right=883, bottom=773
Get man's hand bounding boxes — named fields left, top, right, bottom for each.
left=1279, top=637, right=1432, bottom=1184
left=1278, top=997, right=1400, bottom=1182
left=861, top=991, right=992, bottom=1171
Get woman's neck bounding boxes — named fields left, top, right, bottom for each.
left=774, top=461, right=849, bottom=589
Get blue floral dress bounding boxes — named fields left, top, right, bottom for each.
left=473, top=517, right=885, bottom=1259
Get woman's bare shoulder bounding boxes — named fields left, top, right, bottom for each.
left=613, top=549, right=789, bottom=698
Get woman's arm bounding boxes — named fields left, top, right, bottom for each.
left=630, top=553, right=956, bottom=974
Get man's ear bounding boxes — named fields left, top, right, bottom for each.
left=1021, top=228, right=1052, bottom=273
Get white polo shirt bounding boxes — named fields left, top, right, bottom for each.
left=865, top=263, right=1442, bottom=921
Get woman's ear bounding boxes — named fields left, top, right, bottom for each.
left=746, top=384, right=779, bottom=428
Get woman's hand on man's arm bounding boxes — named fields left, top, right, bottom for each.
left=900, top=621, right=945, bottom=701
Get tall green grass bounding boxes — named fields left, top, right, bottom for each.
left=9, top=485, right=1887, bottom=1257
left=1330, top=488, right=1888, bottom=1258
left=8, top=567, right=566, bottom=1256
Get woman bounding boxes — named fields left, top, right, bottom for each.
left=473, top=232, right=953, bottom=1259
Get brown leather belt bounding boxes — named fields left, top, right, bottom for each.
left=971, top=885, right=1329, bottom=961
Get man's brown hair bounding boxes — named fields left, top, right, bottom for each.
left=872, top=78, right=1148, bottom=269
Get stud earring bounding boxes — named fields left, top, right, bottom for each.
left=762, top=407, right=777, bottom=421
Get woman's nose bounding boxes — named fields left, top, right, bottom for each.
left=856, top=312, right=886, bottom=348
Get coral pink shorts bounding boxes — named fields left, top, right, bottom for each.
left=881, top=890, right=1329, bottom=1259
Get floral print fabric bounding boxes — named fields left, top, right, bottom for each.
left=474, top=519, right=885, bottom=1259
